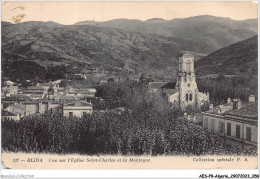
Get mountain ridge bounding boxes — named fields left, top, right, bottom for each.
left=2, top=20, right=213, bottom=82
left=1, top=15, right=258, bottom=83
left=75, top=15, right=257, bottom=51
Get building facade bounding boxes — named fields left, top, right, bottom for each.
left=63, top=100, right=93, bottom=118
left=22, top=86, right=45, bottom=99
left=202, top=97, right=258, bottom=152
left=2, top=85, right=18, bottom=97
left=2, top=110, right=20, bottom=120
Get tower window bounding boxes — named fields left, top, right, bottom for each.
left=186, top=93, right=188, bottom=101
left=189, top=93, right=192, bottom=101
left=187, top=83, right=190, bottom=87
left=187, top=61, right=190, bottom=72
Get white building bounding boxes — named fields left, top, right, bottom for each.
left=63, top=100, right=93, bottom=118
left=202, top=96, right=257, bottom=152
left=168, top=53, right=209, bottom=109
left=77, top=88, right=97, bottom=98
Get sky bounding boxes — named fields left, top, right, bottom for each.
left=1, top=1, right=258, bottom=25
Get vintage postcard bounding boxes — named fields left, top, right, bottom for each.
left=1, top=0, right=258, bottom=175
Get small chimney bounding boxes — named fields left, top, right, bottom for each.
left=237, top=99, right=242, bottom=109
left=248, top=95, right=255, bottom=103
left=227, top=98, right=231, bottom=104
left=209, top=104, right=214, bottom=109
left=230, top=102, right=234, bottom=110
left=217, top=107, right=221, bottom=114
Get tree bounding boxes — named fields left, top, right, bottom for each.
left=200, top=101, right=210, bottom=112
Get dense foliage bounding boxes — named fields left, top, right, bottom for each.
left=2, top=60, right=67, bottom=84
left=2, top=109, right=225, bottom=156
left=197, top=75, right=257, bottom=105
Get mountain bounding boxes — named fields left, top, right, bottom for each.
left=1, top=20, right=212, bottom=82
left=195, top=35, right=258, bottom=76
left=1, top=16, right=258, bottom=83
left=76, top=15, right=258, bottom=52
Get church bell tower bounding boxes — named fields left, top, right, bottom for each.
left=176, top=53, right=198, bottom=108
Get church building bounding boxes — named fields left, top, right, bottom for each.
left=167, top=53, right=209, bottom=109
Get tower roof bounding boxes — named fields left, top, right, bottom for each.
left=182, top=53, right=194, bottom=58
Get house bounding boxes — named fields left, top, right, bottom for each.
left=49, top=101, right=63, bottom=115
left=38, top=82, right=52, bottom=93
left=22, top=100, right=45, bottom=116
left=147, top=82, right=176, bottom=96
left=66, top=91, right=77, bottom=97
left=6, top=103, right=26, bottom=118
left=22, top=86, right=45, bottom=99
left=63, top=100, right=93, bottom=118
left=65, top=86, right=76, bottom=93
left=1, top=95, right=31, bottom=109
left=4, top=80, right=15, bottom=86
left=202, top=96, right=257, bottom=152
left=147, top=82, right=167, bottom=93
left=56, top=88, right=66, bottom=95
left=1, top=110, right=20, bottom=120
left=2, top=85, right=18, bottom=97
left=74, top=73, right=87, bottom=80
left=51, top=94, right=76, bottom=104
left=77, top=88, right=97, bottom=98
left=53, top=80, right=61, bottom=88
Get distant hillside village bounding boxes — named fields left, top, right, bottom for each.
left=1, top=53, right=257, bottom=153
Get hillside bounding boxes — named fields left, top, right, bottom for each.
left=1, top=16, right=258, bottom=83
left=76, top=15, right=257, bottom=51
left=2, top=20, right=212, bottom=82
left=195, top=35, right=258, bottom=76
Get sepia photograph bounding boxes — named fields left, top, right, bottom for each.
left=0, top=1, right=258, bottom=176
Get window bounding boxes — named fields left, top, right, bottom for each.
left=186, top=93, right=188, bottom=101
left=69, top=112, right=73, bottom=118
left=236, top=125, right=241, bottom=138
left=219, top=121, right=224, bottom=133
left=246, top=127, right=252, bottom=141
left=227, top=123, right=231, bottom=136
left=204, top=118, right=208, bottom=129
left=189, top=94, right=192, bottom=101
left=187, top=84, right=190, bottom=87
left=187, top=63, right=190, bottom=72
left=211, top=119, right=215, bottom=131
